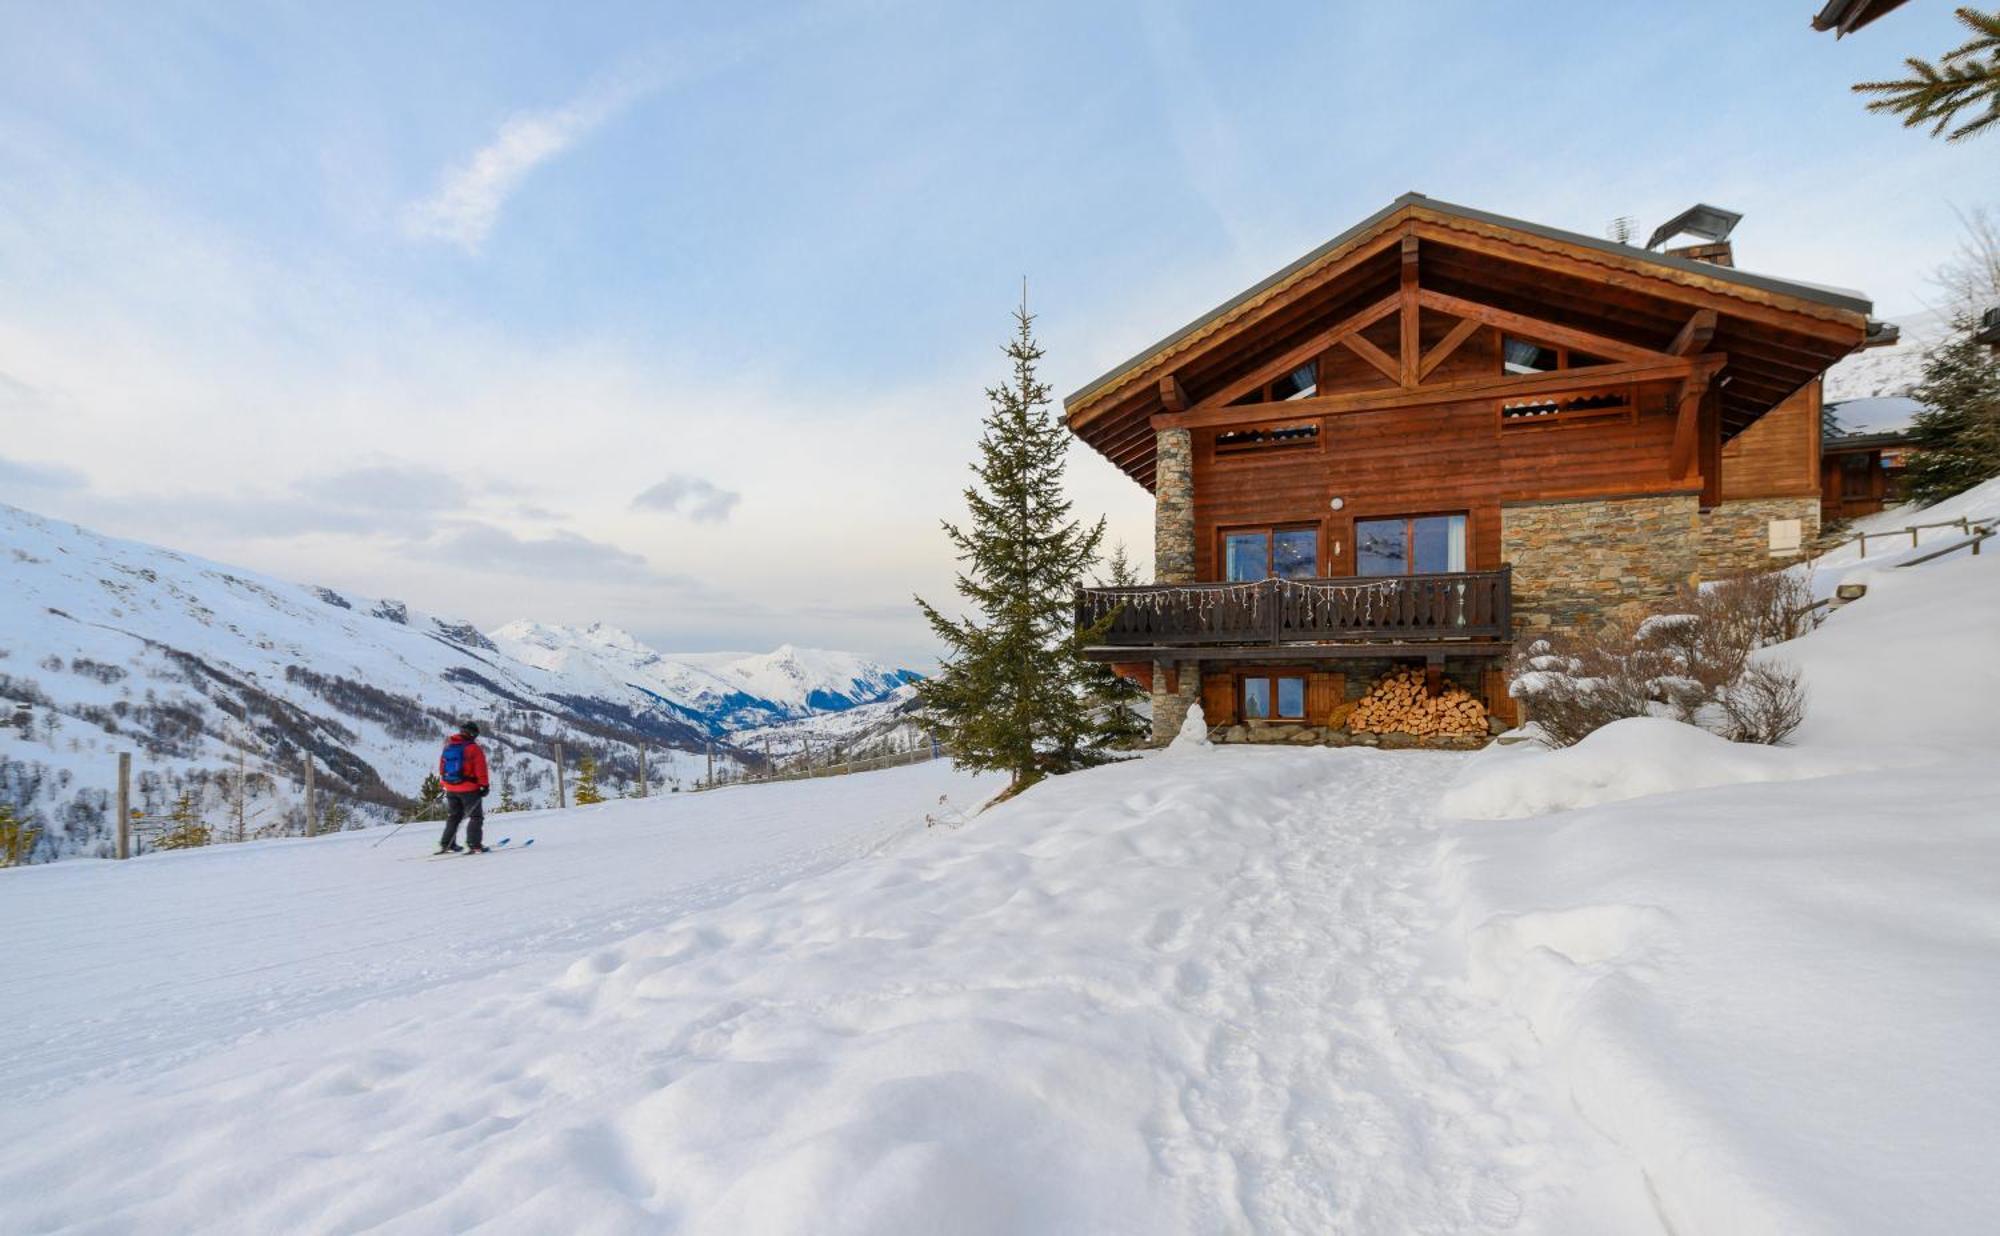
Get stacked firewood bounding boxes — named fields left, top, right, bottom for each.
left=1344, top=668, right=1489, bottom=736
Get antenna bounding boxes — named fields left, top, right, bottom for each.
left=1606, top=216, right=1637, bottom=245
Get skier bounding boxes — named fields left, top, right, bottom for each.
left=437, top=721, right=491, bottom=854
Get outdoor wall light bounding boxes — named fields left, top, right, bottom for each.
left=1329, top=497, right=1345, bottom=510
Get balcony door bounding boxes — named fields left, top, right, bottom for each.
left=1222, top=525, right=1319, bottom=582
left=1355, top=514, right=1467, bottom=576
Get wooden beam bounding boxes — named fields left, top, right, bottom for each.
left=1669, top=308, right=1717, bottom=356
left=1191, top=292, right=1400, bottom=411
left=1067, top=222, right=1412, bottom=428
left=1418, top=316, right=1482, bottom=380
left=1400, top=233, right=1420, bottom=387
left=1155, top=353, right=1719, bottom=432
left=1158, top=373, right=1192, bottom=412
left=1407, top=217, right=1867, bottom=342
left=1669, top=370, right=1714, bottom=482
left=1416, top=288, right=1666, bottom=363
left=1341, top=333, right=1403, bottom=384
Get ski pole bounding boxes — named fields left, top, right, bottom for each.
left=370, top=817, right=415, bottom=849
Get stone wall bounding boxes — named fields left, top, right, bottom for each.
left=1149, top=659, right=1200, bottom=746
left=1698, top=496, right=1821, bottom=577
left=1153, top=428, right=1194, bottom=584
left=1501, top=493, right=1701, bottom=635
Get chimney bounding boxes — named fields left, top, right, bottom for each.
left=1665, top=240, right=1734, bottom=267
left=1645, top=204, right=1743, bottom=266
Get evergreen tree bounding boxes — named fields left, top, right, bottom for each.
left=1903, top=320, right=2000, bottom=505
left=572, top=755, right=605, bottom=806
left=1081, top=542, right=1149, bottom=750
left=493, top=779, right=525, bottom=813
left=0, top=804, right=38, bottom=867
left=1854, top=7, right=2000, bottom=141
left=155, top=790, right=211, bottom=850
left=914, top=298, right=1109, bottom=794
left=405, top=773, right=446, bottom=823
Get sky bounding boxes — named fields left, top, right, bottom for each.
left=2, top=1, right=1997, bottom=668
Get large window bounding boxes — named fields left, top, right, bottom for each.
left=1355, top=514, right=1467, bottom=575
left=1242, top=673, right=1307, bottom=720
left=1223, top=525, right=1319, bottom=582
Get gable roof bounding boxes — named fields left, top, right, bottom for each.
left=1066, top=193, right=1868, bottom=416
left=1064, top=194, right=1874, bottom=488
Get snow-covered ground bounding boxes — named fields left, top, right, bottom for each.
left=1805, top=474, right=2000, bottom=592
left=3, top=494, right=1997, bottom=1233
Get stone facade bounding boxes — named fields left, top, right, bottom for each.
left=1501, top=493, right=1701, bottom=634
left=1698, top=496, right=1821, bottom=577
left=1153, top=427, right=1195, bottom=584
left=1149, top=659, right=1200, bottom=746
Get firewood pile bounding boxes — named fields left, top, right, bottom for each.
left=1344, top=667, right=1489, bottom=736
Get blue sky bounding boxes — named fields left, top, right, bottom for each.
left=2, top=1, right=1996, bottom=666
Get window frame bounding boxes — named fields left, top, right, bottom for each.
left=1349, top=511, right=1471, bottom=577
left=1240, top=672, right=1309, bottom=722
left=1217, top=521, right=1323, bottom=582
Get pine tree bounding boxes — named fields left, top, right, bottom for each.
left=155, top=790, right=211, bottom=850
left=0, top=804, right=38, bottom=867
left=1853, top=7, right=2000, bottom=141
left=1903, top=320, right=2000, bottom=505
left=1082, top=543, right=1150, bottom=750
left=493, top=779, right=525, bottom=813
left=406, top=773, right=446, bottom=823
left=572, top=755, right=604, bottom=806
left=914, top=297, right=1109, bottom=794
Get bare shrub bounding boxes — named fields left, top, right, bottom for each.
left=1508, top=632, right=1652, bottom=749
left=1510, top=570, right=1816, bottom=749
left=1718, top=661, right=1808, bottom=745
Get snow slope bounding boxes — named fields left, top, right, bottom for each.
left=1438, top=537, right=2000, bottom=1232
left=0, top=762, right=1662, bottom=1232
left=1822, top=305, right=1948, bottom=402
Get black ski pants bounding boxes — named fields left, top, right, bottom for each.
left=441, top=790, right=485, bottom=850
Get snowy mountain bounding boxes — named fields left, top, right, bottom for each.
left=0, top=504, right=917, bottom=860
left=489, top=622, right=917, bottom=735
left=1823, top=305, right=1948, bottom=403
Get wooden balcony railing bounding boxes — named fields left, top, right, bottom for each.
left=1076, top=568, right=1512, bottom=650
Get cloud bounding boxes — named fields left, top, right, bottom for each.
left=293, top=463, right=469, bottom=513
left=0, top=454, right=87, bottom=491
left=417, top=522, right=667, bottom=581
left=632, top=474, right=741, bottom=523
left=403, top=74, right=658, bottom=254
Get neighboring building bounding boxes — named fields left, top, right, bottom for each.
left=1065, top=194, right=1872, bottom=744
left=1975, top=306, right=2000, bottom=351
left=1821, top=396, right=1919, bottom=521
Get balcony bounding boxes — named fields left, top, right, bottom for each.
left=1075, top=568, right=1513, bottom=661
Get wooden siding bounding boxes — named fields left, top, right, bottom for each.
left=1720, top=378, right=1820, bottom=500
left=1189, top=371, right=1684, bottom=580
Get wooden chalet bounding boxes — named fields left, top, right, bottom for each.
left=1065, top=193, right=1874, bottom=744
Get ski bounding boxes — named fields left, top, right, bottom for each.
left=402, top=838, right=533, bottom=862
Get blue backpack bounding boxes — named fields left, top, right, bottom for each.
left=440, top=741, right=467, bottom=784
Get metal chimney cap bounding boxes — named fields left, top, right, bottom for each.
left=1645, top=203, right=1744, bottom=251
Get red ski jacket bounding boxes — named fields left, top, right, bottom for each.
left=440, top=734, right=489, bottom=792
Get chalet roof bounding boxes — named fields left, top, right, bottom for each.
left=1811, top=0, right=1914, bottom=36
left=1063, top=193, right=1875, bottom=488
left=1066, top=193, right=1869, bottom=415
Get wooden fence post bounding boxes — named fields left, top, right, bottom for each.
left=554, top=742, right=567, bottom=809
left=705, top=742, right=714, bottom=789
left=1911, top=527, right=1920, bottom=549
left=116, top=752, right=131, bottom=860
left=1857, top=532, right=1868, bottom=558
left=303, top=755, right=317, bottom=837
left=636, top=745, right=647, bottom=798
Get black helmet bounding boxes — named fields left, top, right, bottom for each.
left=459, top=721, right=481, bottom=739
